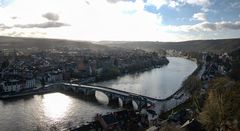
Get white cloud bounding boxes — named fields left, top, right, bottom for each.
left=216, top=21, right=240, bottom=30
left=106, top=0, right=129, bottom=3
left=164, top=21, right=240, bottom=32
left=146, top=0, right=210, bottom=10
left=192, top=12, right=207, bottom=21
left=169, top=1, right=180, bottom=8
left=146, top=0, right=168, bottom=9
left=0, top=23, right=11, bottom=31
left=178, top=0, right=211, bottom=7
left=146, top=0, right=181, bottom=9
left=14, top=21, right=69, bottom=28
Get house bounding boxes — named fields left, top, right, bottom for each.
left=0, top=79, right=22, bottom=93
left=0, top=77, right=36, bottom=93
left=25, top=78, right=36, bottom=89
left=96, top=113, right=119, bottom=130
left=44, top=70, right=63, bottom=83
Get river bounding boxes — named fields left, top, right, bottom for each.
left=0, top=57, right=197, bottom=131
left=95, top=57, right=197, bottom=99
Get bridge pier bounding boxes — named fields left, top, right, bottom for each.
left=122, top=98, right=133, bottom=109
left=137, top=100, right=148, bottom=109
left=133, top=97, right=149, bottom=110
left=84, top=89, right=97, bottom=101
left=75, top=88, right=85, bottom=94
left=108, top=95, right=120, bottom=106
left=63, top=85, right=75, bottom=92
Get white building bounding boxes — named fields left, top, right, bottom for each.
left=0, top=78, right=36, bottom=93
left=25, top=78, right=36, bottom=89
left=0, top=80, right=22, bottom=93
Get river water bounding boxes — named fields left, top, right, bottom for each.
left=95, top=57, right=197, bottom=99
left=0, top=57, right=197, bottom=131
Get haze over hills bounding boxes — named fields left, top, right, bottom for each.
left=0, top=36, right=107, bottom=51
left=98, top=41, right=167, bottom=54
left=100, top=38, right=240, bottom=54
left=0, top=36, right=240, bottom=54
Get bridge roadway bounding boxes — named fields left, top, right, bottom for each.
left=49, top=82, right=166, bottom=102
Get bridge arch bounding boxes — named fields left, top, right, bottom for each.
left=95, top=91, right=109, bottom=105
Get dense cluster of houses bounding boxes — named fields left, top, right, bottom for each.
left=201, top=52, right=232, bottom=81
left=0, top=47, right=168, bottom=94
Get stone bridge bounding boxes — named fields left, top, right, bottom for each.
left=47, top=83, right=163, bottom=109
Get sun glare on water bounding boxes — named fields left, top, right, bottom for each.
left=42, top=93, right=72, bottom=120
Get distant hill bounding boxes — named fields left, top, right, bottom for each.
left=98, top=41, right=167, bottom=55
left=0, top=36, right=107, bottom=50
left=1, top=36, right=240, bottom=54
left=100, top=38, right=240, bottom=54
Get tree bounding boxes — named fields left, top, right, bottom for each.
left=199, top=77, right=240, bottom=131
left=1, top=59, right=9, bottom=69
left=183, top=75, right=202, bottom=97
left=160, top=123, right=186, bottom=131
left=229, top=60, right=240, bottom=80
left=183, top=75, right=203, bottom=113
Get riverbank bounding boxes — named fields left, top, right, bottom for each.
left=95, top=57, right=169, bottom=82
left=0, top=85, right=58, bottom=99
left=158, top=61, right=202, bottom=102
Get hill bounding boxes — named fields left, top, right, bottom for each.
left=100, top=38, right=240, bottom=54
left=98, top=41, right=167, bottom=55
left=1, top=36, right=240, bottom=54
left=0, top=36, right=107, bottom=51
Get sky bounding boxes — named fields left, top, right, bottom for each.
left=0, top=0, right=240, bottom=41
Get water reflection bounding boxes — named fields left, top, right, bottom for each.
left=42, top=93, right=71, bottom=120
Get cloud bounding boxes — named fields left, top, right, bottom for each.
left=178, top=0, right=211, bottom=7
left=230, top=1, right=240, bottom=8
left=146, top=0, right=180, bottom=10
left=146, top=0, right=168, bottom=9
left=42, top=12, right=59, bottom=21
left=192, top=12, right=207, bottom=21
left=217, top=21, right=240, bottom=30
left=146, top=0, right=210, bottom=10
left=198, top=22, right=216, bottom=31
left=14, top=22, right=70, bottom=28
left=200, top=8, right=217, bottom=13
left=165, top=21, right=240, bottom=32
left=6, top=31, right=26, bottom=37
left=85, top=1, right=90, bottom=5
left=169, top=1, right=180, bottom=8
left=3, top=30, right=47, bottom=37
left=106, top=0, right=129, bottom=3
left=0, top=23, right=11, bottom=31
left=11, top=16, right=17, bottom=19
